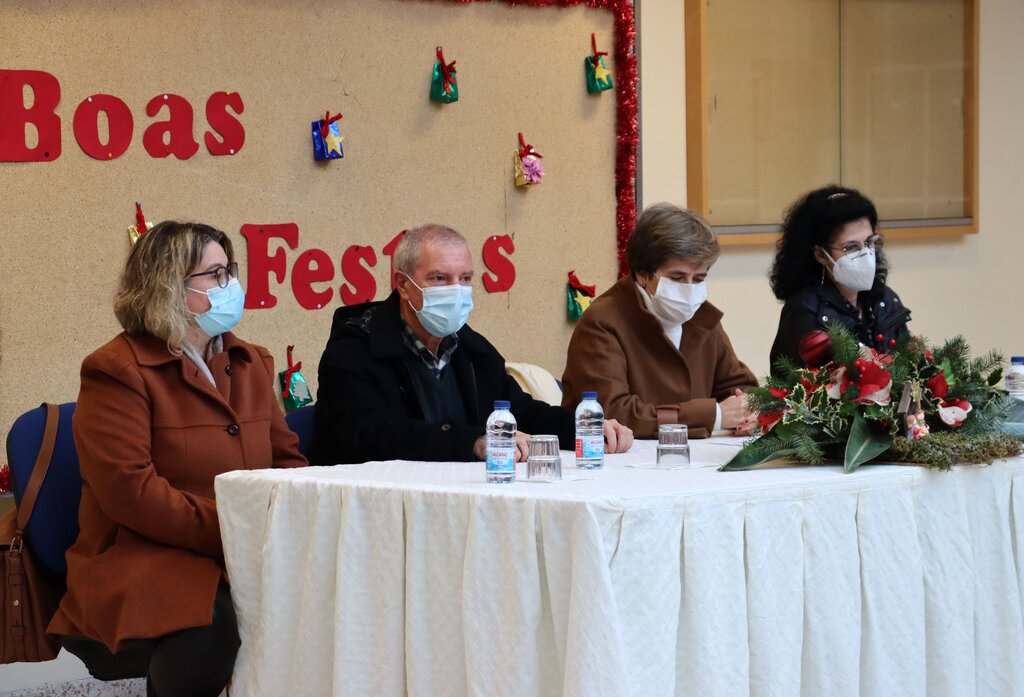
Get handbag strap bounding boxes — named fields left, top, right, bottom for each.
left=15, top=403, right=60, bottom=533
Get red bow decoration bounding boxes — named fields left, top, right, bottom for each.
left=319, top=111, right=343, bottom=138
left=280, top=345, right=303, bottom=399
left=436, top=46, right=457, bottom=95
left=135, top=201, right=147, bottom=234
left=590, top=33, right=608, bottom=67
left=518, top=132, right=543, bottom=160
left=567, top=270, right=596, bottom=296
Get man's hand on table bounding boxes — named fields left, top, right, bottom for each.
left=472, top=421, right=632, bottom=461
left=603, top=418, right=633, bottom=453
left=473, top=431, right=531, bottom=462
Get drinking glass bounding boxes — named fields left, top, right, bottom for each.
left=527, top=435, right=562, bottom=479
left=657, top=424, right=690, bottom=467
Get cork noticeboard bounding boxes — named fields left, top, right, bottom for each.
left=0, top=0, right=622, bottom=443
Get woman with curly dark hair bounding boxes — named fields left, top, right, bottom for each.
left=768, top=185, right=911, bottom=374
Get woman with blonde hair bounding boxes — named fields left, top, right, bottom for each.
left=562, top=204, right=757, bottom=438
left=49, top=221, right=306, bottom=697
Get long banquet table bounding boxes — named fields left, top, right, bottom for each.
left=216, top=439, right=1024, bottom=697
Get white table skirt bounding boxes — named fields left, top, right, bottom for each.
left=216, top=439, right=1024, bottom=697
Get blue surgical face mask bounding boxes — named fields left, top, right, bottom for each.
left=407, top=277, right=474, bottom=337
left=187, top=278, right=245, bottom=337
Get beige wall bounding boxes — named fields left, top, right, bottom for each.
left=639, top=0, right=1024, bottom=380
left=0, top=0, right=618, bottom=443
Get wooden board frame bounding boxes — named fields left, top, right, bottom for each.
left=684, top=0, right=979, bottom=246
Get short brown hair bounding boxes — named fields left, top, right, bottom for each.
left=626, top=204, right=719, bottom=276
left=114, top=221, right=234, bottom=352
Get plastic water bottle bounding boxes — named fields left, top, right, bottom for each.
left=485, top=400, right=517, bottom=483
left=1006, top=357, right=1024, bottom=399
left=575, top=391, right=605, bottom=470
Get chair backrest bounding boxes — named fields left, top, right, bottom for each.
left=285, top=404, right=315, bottom=459
left=505, top=362, right=564, bottom=406
left=6, top=402, right=82, bottom=577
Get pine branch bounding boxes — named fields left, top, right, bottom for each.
left=771, top=354, right=802, bottom=384
left=827, top=323, right=860, bottom=365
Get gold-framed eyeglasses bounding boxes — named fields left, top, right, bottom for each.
left=829, top=235, right=882, bottom=260
left=185, top=262, right=239, bottom=289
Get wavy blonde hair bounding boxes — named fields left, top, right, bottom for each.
left=114, top=221, right=234, bottom=352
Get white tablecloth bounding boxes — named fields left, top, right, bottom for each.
left=216, top=439, right=1024, bottom=697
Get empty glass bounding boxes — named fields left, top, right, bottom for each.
left=527, top=435, right=562, bottom=479
left=657, top=424, right=690, bottom=467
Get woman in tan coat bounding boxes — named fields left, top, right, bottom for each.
left=562, top=204, right=757, bottom=438
left=48, top=221, right=306, bottom=697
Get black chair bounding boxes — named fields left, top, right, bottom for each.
left=6, top=402, right=82, bottom=577
left=285, top=404, right=315, bottom=459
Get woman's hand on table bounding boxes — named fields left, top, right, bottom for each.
left=732, top=417, right=758, bottom=437
left=603, top=418, right=634, bottom=453
left=720, top=388, right=754, bottom=430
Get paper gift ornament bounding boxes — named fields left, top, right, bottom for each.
left=312, top=111, right=344, bottom=161
left=278, top=345, right=314, bottom=412
left=566, top=270, right=596, bottom=320
left=128, top=201, right=153, bottom=245
left=430, top=46, right=458, bottom=103
left=514, top=132, right=545, bottom=187
left=585, top=33, right=613, bottom=93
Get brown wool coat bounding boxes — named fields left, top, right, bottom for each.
left=561, top=276, right=757, bottom=438
left=48, top=332, right=306, bottom=651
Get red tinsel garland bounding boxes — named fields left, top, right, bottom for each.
left=441, top=0, right=638, bottom=277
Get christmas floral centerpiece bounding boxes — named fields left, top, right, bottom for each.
left=722, top=325, right=1021, bottom=472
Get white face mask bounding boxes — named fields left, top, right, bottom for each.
left=650, top=276, right=707, bottom=325
left=824, top=247, right=876, bottom=292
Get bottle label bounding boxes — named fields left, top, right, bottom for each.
left=575, top=435, right=604, bottom=460
left=486, top=447, right=516, bottom=473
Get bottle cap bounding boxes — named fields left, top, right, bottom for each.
left=1012, top=356, right=1024, bottom=364
left=494, top=400, right=511, bottom=410
left=582, top=391, right=598, bottom=400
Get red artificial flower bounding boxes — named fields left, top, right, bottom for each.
left=925, top=373, right=949, bottom=399
left=853, top=360, right=893, bottom=404
left=0, top=464, right=10, bottom=494
left=769, top=387, right=790, bottom=399
left=827, top=360, right=893, bottom=405
left=758, top=411, right=784, bottom=433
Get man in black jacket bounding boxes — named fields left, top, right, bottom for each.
left=310, top=224, right=633, bottom=465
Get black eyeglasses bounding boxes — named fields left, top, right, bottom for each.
left=829, top=235, right=883, bottom=260
left=185, top=262, right=239, bottom=289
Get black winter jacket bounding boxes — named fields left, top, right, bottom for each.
left=769, top=281, right=911, bottom=376
left=310, top=292, right=574, bottom=465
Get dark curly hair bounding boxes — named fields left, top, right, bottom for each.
left=768, top=184, right=888, bottom=300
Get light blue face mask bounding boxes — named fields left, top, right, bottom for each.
left=187, top=278, right=245, bottom=337
left=408, top=278, right=474, bottom=337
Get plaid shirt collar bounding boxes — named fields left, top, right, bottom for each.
left=401, top=321, right=459, bottom=379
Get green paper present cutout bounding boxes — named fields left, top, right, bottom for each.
left=431, top=62, right=459, bottom=103
left=585, top=55, right=613, bottom=93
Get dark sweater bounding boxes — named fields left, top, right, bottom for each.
left=310, top=292, right=575, bottom=464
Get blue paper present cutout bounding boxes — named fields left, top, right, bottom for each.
left=312, top=117, right=344, bottom=161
